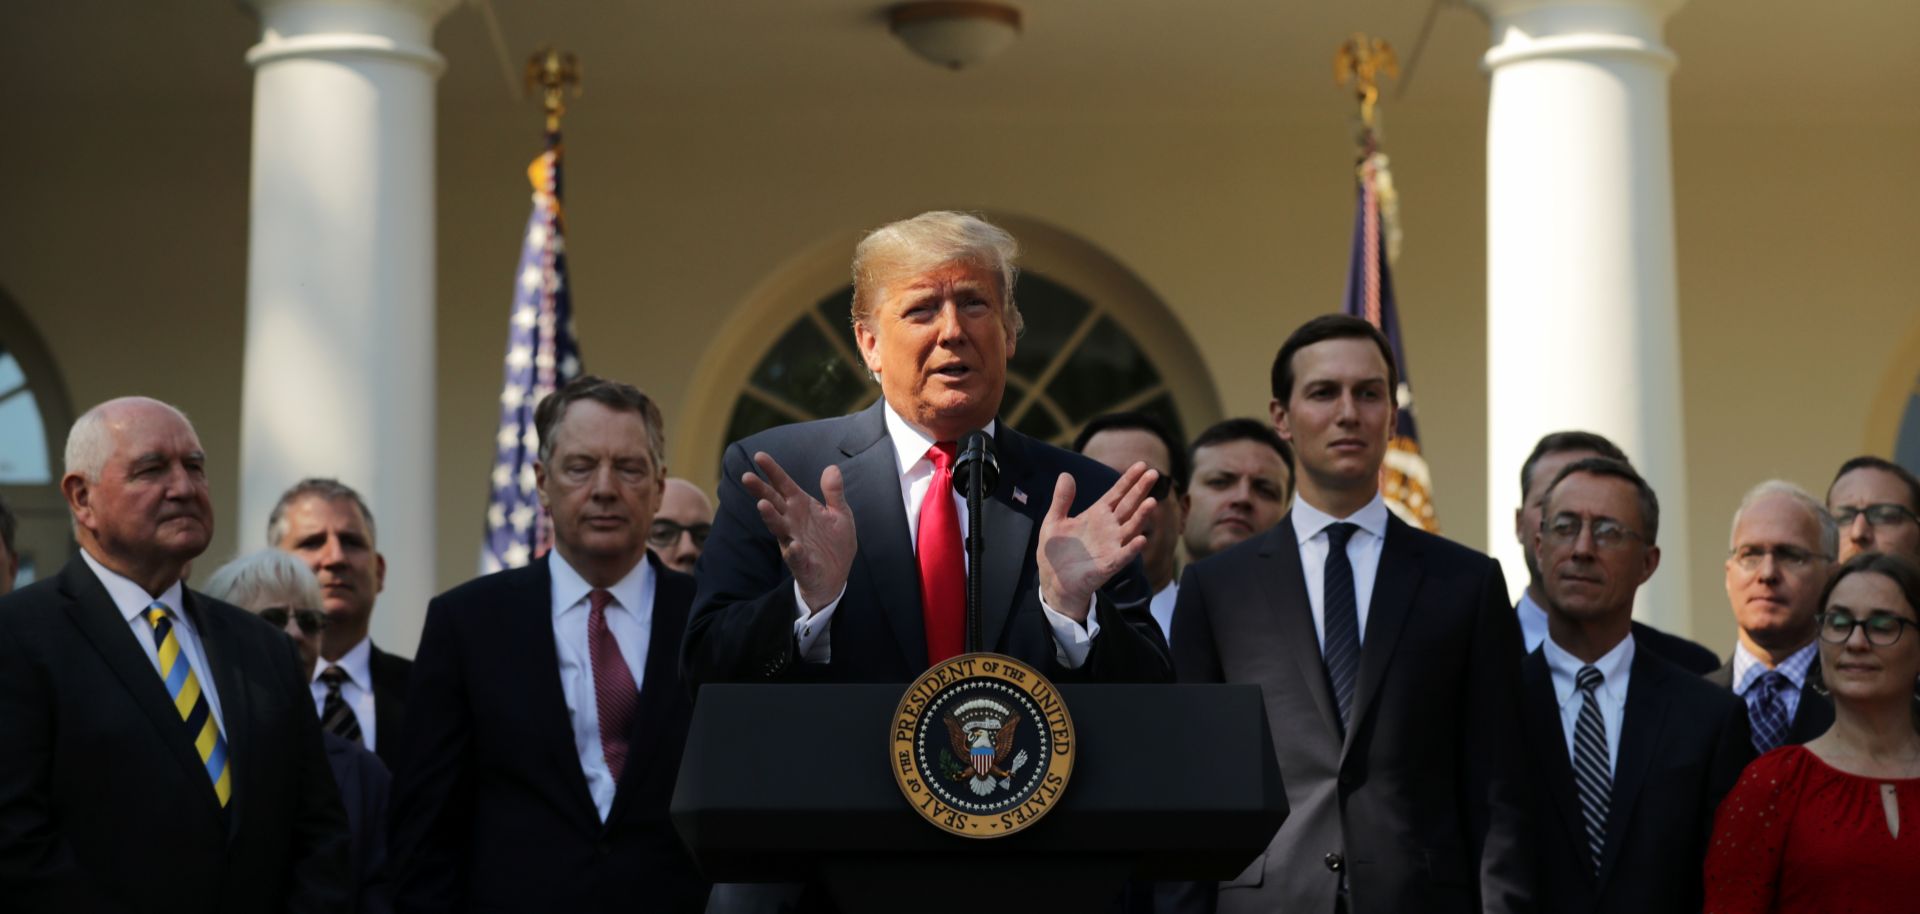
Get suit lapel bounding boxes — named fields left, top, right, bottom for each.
left=838, top=404, right=928, bottom=670
left=1790, top=663, right=1835, bottom=743
left=977, top=425, right=1036, bottom=653
left=1342, top=514, right=1421, bottom=761
left=506, top=561, right=603, bottom=828
left=55, top=557, right=227, bottom=826
left=1259, top=518, right=1344, bottom=740
left=608, top=555, right=690, bottom=827
left=1597, top=646, right=1669, bottom=889
left=188, top=591, right=252, bottom=836
left=1521, top=650, right=1590, bottom=877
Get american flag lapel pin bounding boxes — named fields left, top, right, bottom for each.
left=1013, top=487, right=1027, bottom=505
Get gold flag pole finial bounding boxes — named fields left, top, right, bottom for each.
left=1334, top=33, right=1399, bottom=133
left=525, top=47, right=583, bottom=135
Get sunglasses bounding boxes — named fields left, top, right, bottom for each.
left=260, top=606, right=328, bottom=635
left=649, top=520, right=712, bottom=550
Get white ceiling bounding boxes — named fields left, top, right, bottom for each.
left=5, top=0, right=1914, bottom=125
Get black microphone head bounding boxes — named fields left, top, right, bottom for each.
left=952, top=429, right=999, bottom=496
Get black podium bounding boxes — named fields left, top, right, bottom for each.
left=672, top=683, right=1287, bottom=913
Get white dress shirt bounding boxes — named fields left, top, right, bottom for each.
left=1150, top=580, right=1178, bottom=649
left=1732, top=638, right=1817, bottom=725
left=81, top=548, right=226, bottom=737
left=1542, top=632, right=1634, bottom=774
left=310, top=636, right=378, bottom=751
left=794, top=402, right=1100, bottom=668
left=1517, top=590, right=1551, bottom=655
left=549, top=550, right=654, bottom=823
left=1290, top=494, right=1390, bottom=652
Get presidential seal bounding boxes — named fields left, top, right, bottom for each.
left=890, top=652, right=1074, bottom=839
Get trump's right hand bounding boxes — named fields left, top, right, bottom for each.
left=743, top=452, right=857, bottom=613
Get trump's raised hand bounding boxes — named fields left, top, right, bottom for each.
left=1036, top=463, right=1158, bottom=623
left=743, top=452, right=857, bottom=613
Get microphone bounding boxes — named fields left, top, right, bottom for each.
left=952, top=430, right=998, bottom=653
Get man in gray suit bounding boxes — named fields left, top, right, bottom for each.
left=1172, top=315, right=1533, bottom=914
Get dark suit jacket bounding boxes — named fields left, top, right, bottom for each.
left=1171, top=513, right=1533, bottom=914
left=1703, top=652, right=1834, bottom=745
left=366, top=644, right=412, bottom=769
left=325, top=732, right=392, bottom=914
left=0, top=555, right=351, bottom=913
left=683, top=402, right=1171, bottom=686
left=1628, top=622, right=1719, bottom=675
left=1521, top=644, right=1753, bottom=914
left=389, top=552, right=707, bottom=914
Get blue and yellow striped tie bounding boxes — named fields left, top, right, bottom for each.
left=146, top=603, right=231, bottom=806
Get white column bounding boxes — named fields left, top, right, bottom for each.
left=1472, top=0, right=1693, bottom=634
left=241, top=0, right=456, bottom=657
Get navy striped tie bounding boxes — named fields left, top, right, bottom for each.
left=1321, top=522, right=1362, bottom=729
left=1572, top=665, right=1611, bottom=873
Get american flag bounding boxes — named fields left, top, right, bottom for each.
left=1343, top=141, right=1439, bottom=532
left=482, top=132, right=582, bottom=572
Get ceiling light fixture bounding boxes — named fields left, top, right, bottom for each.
left=888, top=2, right=1023, bottom=71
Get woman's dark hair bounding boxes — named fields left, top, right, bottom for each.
left=1818, top=551, right=1920, bottom=620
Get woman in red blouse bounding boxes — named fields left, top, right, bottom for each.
left=1705, top=552, right=1920, bottom=913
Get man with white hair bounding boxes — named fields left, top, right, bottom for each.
left=685, top=210, right=1169, bottom=686
left=0, top=396, right=348, bottom=911
left=1706, top=480, right=1838, bottom=755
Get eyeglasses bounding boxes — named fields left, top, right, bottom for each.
left=1541, top=513, right=1648, bottom=550
left=1728, top=545, right=1823, bottom=574
left=1832, top=503, right=1920, bottom=528
left=260, top=606, right=328, bottom=635
left=1818, top=609, right=1920, bottom=647
left=648, top=519, right=711, bottom=550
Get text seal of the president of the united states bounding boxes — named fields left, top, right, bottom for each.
left=891, top=652, right=1075, bottom=838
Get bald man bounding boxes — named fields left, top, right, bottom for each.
left=651, top=478, right=713, bottom=575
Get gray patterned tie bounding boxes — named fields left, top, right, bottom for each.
left=1572, top=665, right=1611, bottom=873
left=1321, top=522, right=1362, bottom=730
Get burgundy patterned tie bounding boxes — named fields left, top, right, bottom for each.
left=587, top=589, right=640, bottom=782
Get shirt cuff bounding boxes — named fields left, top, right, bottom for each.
left=793, top=582, right=844, bottom=662
left=1040, top=587, right=1100, bottom=669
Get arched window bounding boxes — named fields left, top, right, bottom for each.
left=0, top=287, right=75, bottom=589
left=724, top=270, right=1188, bottom=462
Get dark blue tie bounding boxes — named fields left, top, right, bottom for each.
left=1322, top=522, right=1362, bottom=729
left=1749, top=670, right=1791, bottom=755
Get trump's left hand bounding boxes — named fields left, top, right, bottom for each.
left=1036, top=463, right=1158, bottom=623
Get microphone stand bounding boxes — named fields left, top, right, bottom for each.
left=954, top=430, right=998, bottom=655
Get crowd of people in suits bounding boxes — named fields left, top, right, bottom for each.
left=0, top=210, right=1917, bottom=913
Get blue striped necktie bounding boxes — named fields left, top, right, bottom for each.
left=1748, top=670, right=1791, bottom=755
left=145, top=603, right=231, bottom=806
left=1321, top=522, right=1362, bottom=729
left=1572, top=665, right=1611, bottom=873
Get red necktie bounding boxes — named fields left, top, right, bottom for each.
left=918, top=443, right=967, bottom=664
left=587, top=588, right=640, bottom=782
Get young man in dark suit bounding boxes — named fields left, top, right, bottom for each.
left=271, top=478, right=413, bottom=766
left=0, top=397, right=349, bottom=912
left=684, top=211, right=1169, bottom=687
left=1171, top=315, right=1532, bottom=914
left=1520, top=457, right=1752, bottom=914
left=389, top=377, right=707, bottom=913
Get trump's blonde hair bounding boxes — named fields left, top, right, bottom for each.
left=849, top=211, right=1024, bottom=339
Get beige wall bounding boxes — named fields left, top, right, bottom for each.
left=3, top=88, right=1914, bottom=655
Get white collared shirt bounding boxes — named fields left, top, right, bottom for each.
left=81, top=548, right=226, bottom=737
left=1150, top=580, right=1178, bottom=649
left=1542, top=633, right=1634, bottom=774
left=1516, top=590, right=1551, bottom=655
left=310, top=636, right=378, bottom=751
left=549, top=550, right=654, bottom=823
left=1732, top=638, right=1817, bottom=725
left=793, top=401, right=1100, bottom=668
left=1290, top=494, right=1390, bottom=652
